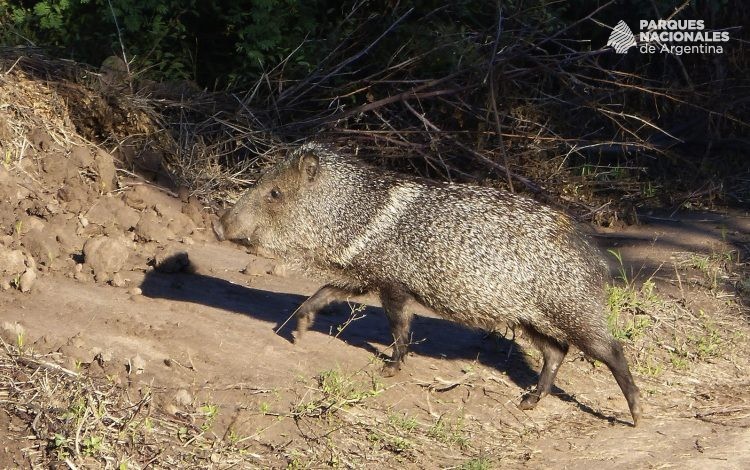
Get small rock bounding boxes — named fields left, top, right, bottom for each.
left=94, top=149, right=117, bottom=192
left=182, top=198, right=205, bottom=226
left=136, top=210, right=174, bottom=243
left=127, top=286, right=142, bottom=296
left=86, top=196, right=140, bottom=230
left=75, top=263, right=83, bottom=273
left=68, top=336, right=86, bottom=349
left=54, top=224, right=83, bottom=254
left=181, top=236, right=194, bottom=245
left=123, top=189, right=147, bottom=211
left=19, top=269, right=36, bottom=292
left=70, top=145, right=95, bottom=169
left=91, top=347, right=114, bottom=365
left=114, top=205, right=140, bottom=230
left=242, top=258, right=276, bottom=277
left=25, top=254, right=36, bottom=270
left=0, top=247, right=26, bottom=277
left=1, top=322, right=25, bottom=344
left=128, top=355, right=145, bottom=375
left=22, top=228, right=60, bottom=266
left=0, top=279, right=11, bottom=290
left=110, top=272, right=127, bottom=288
left=174, top=389, right=193, bottom=406
left=27, top=127, right=52, bottom=150
left=271, top=263, right=289, bottom=278
left=84, top=197, right=118, bottom=227
left=83, top=235, right=131, bottom=281
left=18, top=216, right=46, bottom=234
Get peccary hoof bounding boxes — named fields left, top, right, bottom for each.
left=294, top=323, right=310, bottom=342
left=518, top=393, right=540, bottom=410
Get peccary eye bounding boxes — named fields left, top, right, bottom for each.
left=268, top=187, right=281, bottom=201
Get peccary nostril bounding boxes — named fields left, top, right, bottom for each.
left=212, top=219, right=225, bottom=241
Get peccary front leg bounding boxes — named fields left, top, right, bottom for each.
left=518, top=325, right=569, bottom=410
left=379, top=287, right=414, bottom=377
left=295, top=285, right=363, bottom=339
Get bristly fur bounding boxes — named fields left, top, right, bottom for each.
left=217, top=142, right=641, bottom=425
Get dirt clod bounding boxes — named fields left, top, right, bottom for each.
left=0, top=322, right=25, bottom=344
left=94, top=149, right=117, bottom=192
left=22, top=228, right=60, bottom=266
left=128, top=355, right=145, bottom=375
left=136, top=210, right=174, bottom=243
left=110, top=272, right=127, bottom=287
left=19, top=269, right=36, bottom=293
left=127, top=286, right=142, bottom=296
left=0, top=247, right=26, bottom=277
left=242, top=258, right=276, bottom=277
left=174, top=389, right=193, bottom=406
left=83, top=235, right=131, bottom=281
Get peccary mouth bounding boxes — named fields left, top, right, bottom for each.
left=213, top=220, right=257, bottom=248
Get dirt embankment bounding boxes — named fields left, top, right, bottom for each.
left=1, top=68, right=749, bottom=469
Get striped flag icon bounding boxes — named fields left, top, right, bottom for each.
left=607, top=20, right=637, bottom=54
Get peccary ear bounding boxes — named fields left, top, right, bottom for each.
left=298, top=152, right=319, bottom=182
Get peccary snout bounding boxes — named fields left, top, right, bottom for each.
left=213, top=206, right=253, bottom=243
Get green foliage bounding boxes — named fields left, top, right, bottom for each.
left=0, top=0, right=561, bottom=88
left=606, top=250, right=658, bottom=342
left=461, top=457, right=492, bottom=470
left=1, top=0, right=366, bottom=86
left=427, top=416, right=468, bottom=447
left=292, top=368, right=382, bottom=418
left=388, top=412, right=418, bottom=433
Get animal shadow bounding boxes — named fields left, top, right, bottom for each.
left=140, top=256, right=619, bottom=423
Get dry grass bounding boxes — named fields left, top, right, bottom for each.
left=0, top=337, right=266, bottom=469
left=4, top=0, right=749, bottom=218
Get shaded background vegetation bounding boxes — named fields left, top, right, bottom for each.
left=1, top=0, right=748, bottom=221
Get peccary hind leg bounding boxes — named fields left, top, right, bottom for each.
left=379, top=287, right=414, bottom=377
left=577, top=336, right=642, bottom=426
left=295, top=285, right=363, bottom=339
left=519, top=325, right=569, bottom=410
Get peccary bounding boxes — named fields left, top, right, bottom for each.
left=214, top=143, right=642, bottom=425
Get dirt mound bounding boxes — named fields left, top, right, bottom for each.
left=0, top=69, right=212, bottom=296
